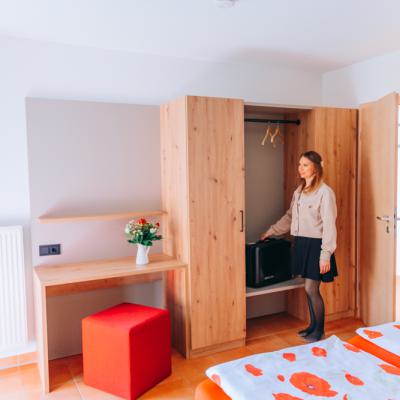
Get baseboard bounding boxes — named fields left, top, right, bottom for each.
left=325, top=309, right=355, bottom=322
left=0, top=341, right=37, bottom=370
left=189, top=338, right=246, bottom=359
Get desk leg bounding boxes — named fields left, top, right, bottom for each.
left=34, top=275, right=50, bottom=393
left=165, top=268, right=189, bottom=358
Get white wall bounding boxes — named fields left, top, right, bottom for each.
left=26, top=99, right=162, bottom=358
left=0, top=34, right=323, bottom=356
left=322, top=49, right=400, bottom=107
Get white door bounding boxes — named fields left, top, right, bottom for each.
left=359, top=93, right=398, bottom=325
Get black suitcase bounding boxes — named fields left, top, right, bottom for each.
left=246, top=239, right=292, bottom=288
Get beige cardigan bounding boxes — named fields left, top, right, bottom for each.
left=266, top=182, right=337, bottom=262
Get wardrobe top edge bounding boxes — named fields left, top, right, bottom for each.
left=244, top=104, right=312, bottom=116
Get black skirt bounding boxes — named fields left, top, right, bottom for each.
left=292, top=236, right=338, bottom=282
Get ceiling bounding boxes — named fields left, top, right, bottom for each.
left=1, top=0, right=400, bottom=72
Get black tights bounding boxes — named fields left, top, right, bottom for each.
left=303, top=279, right=325, bottom=338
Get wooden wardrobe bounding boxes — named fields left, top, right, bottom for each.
left=160, top=95, right=357, bottom=358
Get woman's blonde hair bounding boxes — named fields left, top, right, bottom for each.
left=300, top=150, right=324, bottom=193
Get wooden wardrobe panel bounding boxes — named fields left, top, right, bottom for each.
left=187, top=96, right=246, bottom=350
left=160, top=98, right=190, bottom=356
left=312, top=107, right=358, bottom=317
left=286, top=108, right=357, bottom=321
left=359, top=93, right=398, bottom=325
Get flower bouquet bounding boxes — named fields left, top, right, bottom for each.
left=125, top=218, right=162, bottom=265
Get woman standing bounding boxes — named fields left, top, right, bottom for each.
left=261, top=150, right=338, bottom=342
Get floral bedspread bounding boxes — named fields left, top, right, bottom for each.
left=356, top=321, right=400, bottom=355
left=205, top=335, right=400, bottom=399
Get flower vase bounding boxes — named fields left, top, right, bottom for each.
left=136, top=244, right=150, bottom=266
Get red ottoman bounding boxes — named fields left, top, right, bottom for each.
left=82, top=303, right=171, bottom=399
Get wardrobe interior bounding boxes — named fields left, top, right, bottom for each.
left=244, top=103, right=357, bottom=325
left=244, top=104, right=307, bottom=321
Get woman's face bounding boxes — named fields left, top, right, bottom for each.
left=298, top=156, right=316, bottom=179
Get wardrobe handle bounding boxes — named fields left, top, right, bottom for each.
left=240, top=210, right=244, bottom=232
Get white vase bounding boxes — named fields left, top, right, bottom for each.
left=136, top=244, right=150, bottom=265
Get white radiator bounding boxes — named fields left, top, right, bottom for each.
left=0, top=226, right=28, bottom=352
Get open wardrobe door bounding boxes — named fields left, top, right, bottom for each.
left=359, top=92, right=398, bottom=325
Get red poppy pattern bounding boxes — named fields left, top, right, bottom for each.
left=345, top=373, right=364, bottom=386
left=363, top=329, right=383, bottom=339
left=277, top=374, right=285, bottom=382
left=343, top=343, right=360, bottom=352
left=245, top=363, right=263, bottom=376
left=379, top=364, right=400, bottom=375
left=283, top=352, right=296, bottom=362
left=273, top=394, right=303, bottom=400
left=289, top=372, right=338, bottom=397
left=312, top=346, right=328, bottom=357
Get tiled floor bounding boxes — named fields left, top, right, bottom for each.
left=0, top=313, right=363, bottom=399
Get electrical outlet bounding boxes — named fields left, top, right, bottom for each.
left=39, top=244, right=61, bottom=256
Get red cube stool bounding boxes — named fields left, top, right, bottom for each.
left=82, top=302, right=171, bottom=399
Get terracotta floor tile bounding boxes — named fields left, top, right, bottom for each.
left=139, top=379, right=194, bottom=400
left=0, top=356, right=18, bottom=370
left=20, top=364, right=42, bottom=391
left=0, top=366, right=19, bottom=377
left=75, top=380, right=122, bottom=399
left=0, top=373, right=23, bottom=397
left=246, top=335, right=289, bottom=354
left=22, top=384, right=82, bottom=400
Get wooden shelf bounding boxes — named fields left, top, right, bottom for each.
left=246, top=277, right=305, bottom=298
left=34, top=253, right=186, bottom=287
left=38, top=210, right=166, bottom=224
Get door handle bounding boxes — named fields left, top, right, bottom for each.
left=240, top=210, right=244, bottom=232
left=376, top=215, right=392, bottom=234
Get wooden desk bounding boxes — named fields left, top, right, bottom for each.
left=34, top=253, right=188, bottom=393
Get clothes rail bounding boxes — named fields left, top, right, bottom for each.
left=244, top=118, right=301, bottom=125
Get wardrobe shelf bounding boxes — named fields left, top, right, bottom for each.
left=38, top=210, right=167, bottom=224
left=246, top=277, right=305, bottom=298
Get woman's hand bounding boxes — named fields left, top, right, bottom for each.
left=320, top=259, right=331, bottom=274
left=260, top=231, right=271, bottom=241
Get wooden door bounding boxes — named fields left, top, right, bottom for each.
left=359, top=93, right=398, bottom=325
left=286, top=107, right=358, bottom=321
left=187, top=96, right=246, bottom=351
left=313, top=108, right=358, bottom=317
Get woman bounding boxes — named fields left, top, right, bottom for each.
left=261, top=150, right=338, bottom=342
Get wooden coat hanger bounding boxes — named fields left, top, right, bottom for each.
left=261, top=122, right=272, bottom=146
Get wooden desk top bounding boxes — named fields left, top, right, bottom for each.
left=34, top=253, right=186, bottom=287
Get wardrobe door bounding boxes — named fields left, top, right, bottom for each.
left=187, top=96, right=246, bottom=351
left=286, top=107, right=358, bottom=322
left=312, top=107, right=358, bottom=318
left=359, top=93, right=398, bottom=325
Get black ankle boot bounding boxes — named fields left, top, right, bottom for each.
left=304, top=330, right=325, bottom=342
left=297, top=326, right=314, bottom=337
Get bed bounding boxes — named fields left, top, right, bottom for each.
left=194, top=322, right=400, bottom=400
